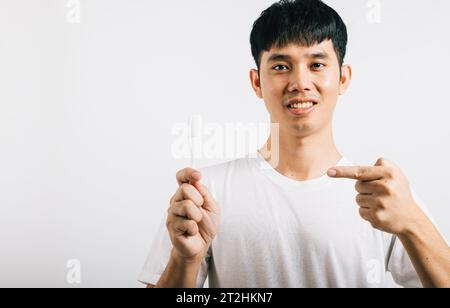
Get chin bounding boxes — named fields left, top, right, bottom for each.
left=284, top=123, right=317, bottom=137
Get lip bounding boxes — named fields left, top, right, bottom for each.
left=285, top=97, right=319, bottom=117
left=287, top=104, right=317, bottom=116
left=286, top=97, right=320, bottom=106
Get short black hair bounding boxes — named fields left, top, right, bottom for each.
left=250, top=0, right=348, bottom=69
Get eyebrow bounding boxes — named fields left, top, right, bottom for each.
left=307, top=51, right=330, bottom=60
left=266, top=51, right=330, bottom=63
left=267, top=54, right=292, bottom=63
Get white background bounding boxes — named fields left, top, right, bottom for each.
left=0, top=0, right=449, bottom=287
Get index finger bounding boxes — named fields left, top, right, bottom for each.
left=176, top=168, right=202, bottom=185
left=327, top=166, right=387, bottom=181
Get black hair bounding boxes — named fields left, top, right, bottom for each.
left=250, top=0, right=348, bottom=70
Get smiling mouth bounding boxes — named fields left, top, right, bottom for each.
left=287, top=101, right=318, bottom=109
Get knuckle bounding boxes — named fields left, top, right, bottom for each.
left=176, top=169, right=184, bottom=181
left=358, top=208, right=367, bottom=218
left=355, top=194, right=364, bottom=204
left=180, top=183, right=189, bottom=192
left=197, top=195, right=205, bottom=206
left=184, top=220, right=194, bottom=232
left=386, top=167, right=396, bottom=179
left=378, top=198, right=388, bottom=210
left=355, top=168, right=366, bottom=179
left=188, top=220, right=197, bottom=228
left=355, top=181, right=364, bottom=193
left=182, top=199, right=195, bottom=208
left=181, top=205, right=192, bottom=217
left=169, top=201, right=179, bottom=213
left=191, top=221, right=199, bottom=233
left=383, top=184, right=394, bottom=196
left=169, top=194, right=177, bottom=205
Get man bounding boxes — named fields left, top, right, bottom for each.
left=141, top=0, right=450, bottom=288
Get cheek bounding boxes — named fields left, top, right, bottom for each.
left=316, top=72, right=341, bottom=100
left=261, top=74, right=286, bottom=96
left=262, top=81, right=286, bottom=118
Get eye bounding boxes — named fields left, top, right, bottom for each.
left=311, top=63, right=325, bottom=70
left=272, top=64, right=289, bottom=71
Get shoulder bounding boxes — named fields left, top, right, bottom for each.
left=197, top=154, right=259, bottom=195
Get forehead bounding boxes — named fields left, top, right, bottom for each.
left=261, top=40, right=337, bottom=63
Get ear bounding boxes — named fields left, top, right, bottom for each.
left=250, top=69, right=263, bottom=99
left=339, top=64, right=352, bottom=95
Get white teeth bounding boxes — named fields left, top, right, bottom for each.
left=290, top=102, right=315, bottom=109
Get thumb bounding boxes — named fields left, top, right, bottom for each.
left=176, top=168, right=202, bottom=186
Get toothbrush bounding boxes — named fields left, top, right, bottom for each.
left=189, top=115, right=202, bottom=168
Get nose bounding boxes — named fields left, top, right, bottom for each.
left=287, top=66, right=313, bottom=93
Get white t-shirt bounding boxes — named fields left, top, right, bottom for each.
left=140, top=153, right=430, bottom=288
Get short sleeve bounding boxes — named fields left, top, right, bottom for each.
left=386, top=235, right=422, bottom=288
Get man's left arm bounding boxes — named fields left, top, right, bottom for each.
left=328, top=158, right=450, bottom=288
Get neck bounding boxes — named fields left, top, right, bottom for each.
left=259, top=124, right=342, bottom=181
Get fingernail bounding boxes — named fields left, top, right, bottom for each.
left=327, top=169, right=337, bottom=177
